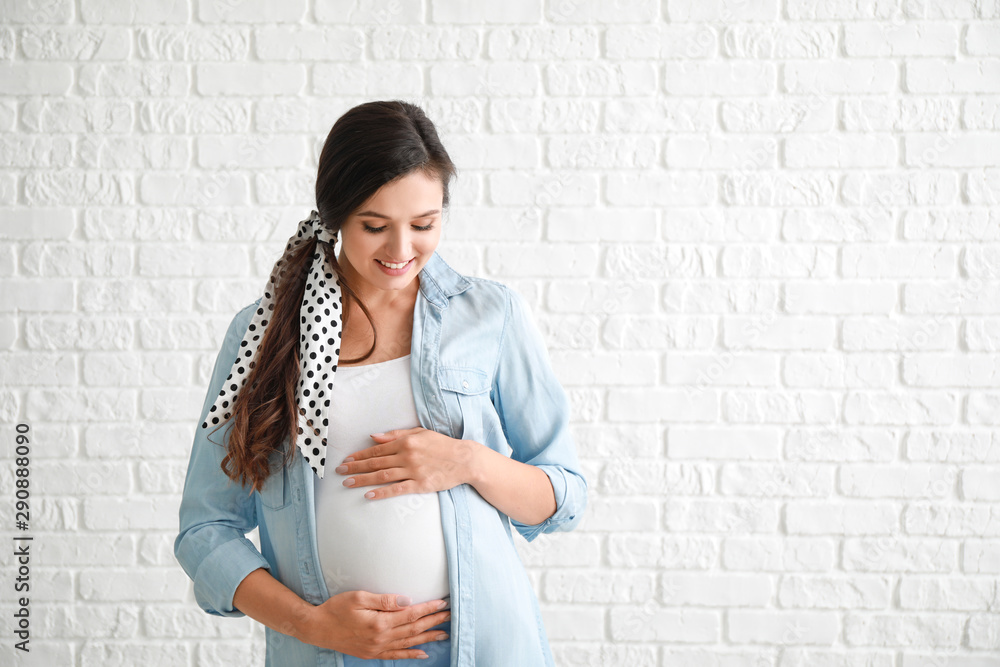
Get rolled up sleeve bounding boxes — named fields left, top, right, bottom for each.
left=492, top=286, right=588, bottom=543
left=173, top=300, right=272, bottom=618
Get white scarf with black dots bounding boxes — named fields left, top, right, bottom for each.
left=201, top=210, right=342, bottom=479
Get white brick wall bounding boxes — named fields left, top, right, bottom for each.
left=1, top=0, right=998, bottom=665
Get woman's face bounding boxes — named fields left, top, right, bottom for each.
left=337, top=170, right=444, bottom=301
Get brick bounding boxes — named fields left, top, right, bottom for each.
left=662, top=573, right=771, bottom=606
left=374, top=26, right=479, bottom=60
left=844, top=391, right=957, bottom=425
left=728, top=610, right=838, bottom=644
left=963, top=540, right=1000, bottom=573
left=899, top=576, right=1000, bottom=610
left=786, top=501, right=898, bottom=535
left=544, top=570, right=655, bottom=604
left=721, top=463, right=833, bottom=497
left=547, top=62, right=656, bottom=96
left=669, top=427, right=781, bottom=460
left=255, top=27, right=362, bottom=60
left=721, top=244, right=834, bottom=277
left=0, top=0, right=73, bottom=23
left=722, top=172, right=837, bottom=206
left=431, top=62, right=538, bottom=96
left=314, top=0, right=422, bottom=24
left=721, top=98, right=836, bottom=133
left=903, top=354, right=1000, bottom=387
left=906, top=134, right=1000, bottom=167
left=785, top=427, right=898, bottom=462
left=546, top=0, right=657, bottom=23
left=907, top=60, right=1000, bottom=93
left=843, top=23, right=958, bottom=56
left=0, top=352, right=75, bottom=386
left=843, top=316, right=956, bottom=352
left=607, top=172, right=715, bottom=206
left=136, top=27, right=249, bottom=60
left=786, top=282, right=896, bottom=314
left=784, top=60, right=896, bottom=94
left=607, top=534, right=716, bottom=569
left=785, top=134, right=896, bottom=168
left=843, top=538, right=958, bottom=573
left=603, top=314, right=715, bottom=351
left=0, top=279, right=74, bottom=312
left=610, top=607, right=719, bottom=642
left=313, top=62, right=422, bottom=97
left=844, top=613, right=964, bottom=647
left=0, top=63, right=72, bottom=94
left=79, top=64, right=188, bottom=96
left=839, top=464, right=957, bottom=498
left=667, top=352, right=779, bottom=388
left=722, top=24, right=836, bottom=58
left=722, top=537, right=835, bottom=572
left=667, top=0, right=777, bottom=20
left=609, top=388, right=716, bottom=422
left=80, top=0, right=189, bottom=22
left=665, top=61, right=775, bottom=96
left=431, top=0, right=540, bottom=22
left=601, top=461, right=714, bottom=495
left=778, top=575, right=892, bottom=609
left=966, top=23, right=1000, bottom=55
left=668, top=135, right=777, bottom=169
left=21, top=26, right=131, bottom=60
left=842, top=98, right=958, bottom=131
left=606, top=25, right=715, bottom=59
left=664, top=499, right=780, bottom=533
left=195, top=64, right=305, bottom=95
left=663, top=279, right=779, bottom=321
left=906, top=430, right=1000, bottom=463
left=904, top=504, right=1000, bottom=536
left=0, top=208, right=74, bottom=239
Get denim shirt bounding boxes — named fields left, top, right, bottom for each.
left=174, top=249, right=588, bottom=666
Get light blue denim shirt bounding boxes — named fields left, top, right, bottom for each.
left=174, top=249, right=588, bottom=666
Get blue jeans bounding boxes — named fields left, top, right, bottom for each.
left=342, top=617, right=451, bottom=667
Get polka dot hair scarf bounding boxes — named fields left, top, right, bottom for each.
left=201, top=210, right=342, bottom=479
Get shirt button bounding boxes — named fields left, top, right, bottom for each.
left=462, top=380, right=469, bottom=389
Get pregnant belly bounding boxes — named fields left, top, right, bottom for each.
left=314, top=482, right=451, bottom=606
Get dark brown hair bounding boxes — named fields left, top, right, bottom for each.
left=210, top=100, right=457, bottom=493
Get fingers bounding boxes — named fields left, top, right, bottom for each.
left=337, top=453, right=402, bottom=477
left=361, top=591, right=413, bottom=611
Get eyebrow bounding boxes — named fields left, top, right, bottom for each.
left=355, top=209, right=440, bottom=220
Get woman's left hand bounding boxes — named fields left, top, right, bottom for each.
left=334, top=428, right=477, bottom=500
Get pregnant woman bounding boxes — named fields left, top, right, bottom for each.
left=174, top=100, right=588, bottom=666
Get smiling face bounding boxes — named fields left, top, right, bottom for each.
left=336, top=169, right=445, bottom=306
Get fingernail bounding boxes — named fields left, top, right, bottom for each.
left=437, top=600, right=447, bottom=609
left=342, top=457, right=354, bottom=463
left=364, top=491, right=375, bottom=499
left=335, top=465, right=348, bottom=474
left=342, top=478, right=355, bottom=487
left=436, top=633, right=449, bottom=641
left=417, top=654, right=428, bottom=660
left=396, top=595, right=412, bottom=606
left=370, top=433, right=384, bottom=438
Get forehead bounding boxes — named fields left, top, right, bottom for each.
left=356, top=171, right=443, bottom=217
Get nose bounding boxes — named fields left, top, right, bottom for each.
left=385, top=226, right=413, bottom=260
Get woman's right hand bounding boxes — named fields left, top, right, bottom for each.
left=296, top=590, right=451, bottom=660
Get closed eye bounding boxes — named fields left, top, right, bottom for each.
left=363, top=222, right=435, bottom=234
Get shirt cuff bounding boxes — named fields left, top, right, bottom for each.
left=511, top=464, right=583, bottom=543
left=193, top=536, right=272, bottom=618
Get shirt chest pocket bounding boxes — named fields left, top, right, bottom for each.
left=259, top=448, right=290, bottom=511
left=437, top=365, right=492, bottom=443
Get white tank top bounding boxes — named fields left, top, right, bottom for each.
left=313, top=354, right=451, bottom=605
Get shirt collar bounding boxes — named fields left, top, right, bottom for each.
left=418, top=250, right=472, bottom=308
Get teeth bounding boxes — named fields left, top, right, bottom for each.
left=378, top=259, right=409, bottom=269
